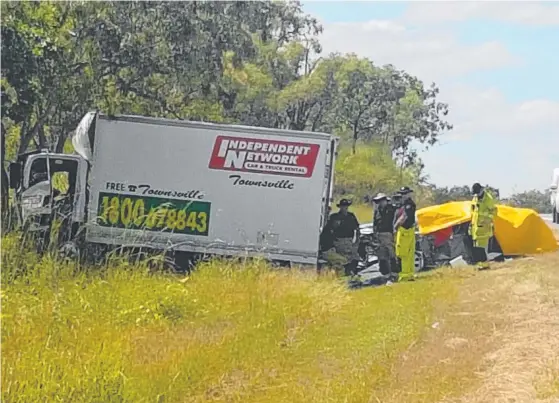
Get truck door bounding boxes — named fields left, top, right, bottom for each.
left=19, top=155, right=54, bottom=229
left=21, top=154, right=85, bottom=242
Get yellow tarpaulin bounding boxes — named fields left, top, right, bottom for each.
left=417, top=201, right=558, bottom=255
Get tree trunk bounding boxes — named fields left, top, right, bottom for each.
left=17, top=105, right=55, bottom=155
left=1, top=122, right=10, bottom=233
left=352, top=122, right=358, bottom=154
left=55, top=130, right=69, bottom=153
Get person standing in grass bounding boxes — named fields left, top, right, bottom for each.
left=372, top=193, right=398, bottom=281
left=324, top=199, right=361, bottom=276
left=393, top=187, right=417, bottom=282
left=469, top=182, right=496, bottom=270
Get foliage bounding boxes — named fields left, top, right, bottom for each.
left=429, top=184, right=501, bottom=205
left=1, top=1, right=453, bottom=210
left=335, top=143, right=411, bottom=200
left=1, top=237, right=457, bottom=402
left=502, top=189, right=553, bottom=214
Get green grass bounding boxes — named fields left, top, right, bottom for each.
left=351, top=203, right=373, bottom=223
left=1, top=235, right=458, bottom=403
left=330, top=201, right=372, bottom=223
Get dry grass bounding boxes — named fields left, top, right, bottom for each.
left=444, top=254, right=559, bottom=403
left=368, top=267, right=505, bottom=403
left=2, top=232, right=558, bottom=403
left=373, top=254, right=559, bottom=403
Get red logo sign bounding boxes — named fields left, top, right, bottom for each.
left=209, top=136, right=320, bottom=178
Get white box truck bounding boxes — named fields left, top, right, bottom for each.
left=9, top=112, right=338, bottom=266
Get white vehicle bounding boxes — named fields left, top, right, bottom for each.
left=9, top=113, right=339, bottom=266
left=551, top=168, right=559, bottom=223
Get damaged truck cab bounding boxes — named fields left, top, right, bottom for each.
left=10, top=150, right=89, bottom=254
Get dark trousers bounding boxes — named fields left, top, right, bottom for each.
left=344, top=260, right=358, bottom=276
left=471, top=246, right=488, bottom=265
left=379, top=258, right=399, bottom=276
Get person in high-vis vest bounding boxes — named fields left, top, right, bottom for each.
left=469, top=183, right=497, bottom=270
left=393, top=186, right=417, bottom=282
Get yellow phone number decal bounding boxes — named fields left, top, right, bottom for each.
left=97, top=192, right=210, bottom=236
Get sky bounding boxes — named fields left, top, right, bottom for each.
left=302, top=1, right=559, bottom=197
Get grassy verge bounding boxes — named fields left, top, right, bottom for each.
left=351, top=203, right=372, bottom=223
left=3, top=233, right=558, bottom=403
left=329, top=202, right=372, bottom=223
left=380, top=254, right=559, bottom=403
left=1, top=235, right=457, bottom=403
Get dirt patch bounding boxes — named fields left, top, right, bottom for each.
left=370, top=254, right=559, bottom=403
left=370, top=268, right=508, bottom=403
left=448, top=255, right=559, bottom=403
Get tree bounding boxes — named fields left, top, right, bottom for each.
left=1, top=1, right=95, bottom=154
left=222, top=38, right=334, bottom=130
left=328, top=56, right=392, bottom=153
left=334, top=142, right=427, bottom=201
left=1, top=0, right=454, bottom=222
left=429, top=184, right=500, bottom=205
left=502, top=189, right=552, bottom=214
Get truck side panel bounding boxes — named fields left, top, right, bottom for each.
left=85, top=118, right=332, bottom=264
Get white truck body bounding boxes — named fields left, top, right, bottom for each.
left=84, top=114, right=338, bottom=265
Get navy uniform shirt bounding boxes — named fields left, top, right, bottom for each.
left=401, top=199, right=416, bottom=229
left=374, top=204, right=396, bottom=233
left=328, top=211, right=360, bottom=239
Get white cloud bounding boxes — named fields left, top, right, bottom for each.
left=418, top=85, right=559, bottom=195
left=315, top=15, right=559, bottom=194
left=319, top=20, right=519, bottom=83
left=361, top=20, right=406, bottom=33
left=402, top=1, right=559, bottom=26
left=442, top=85, right=559, bottom=139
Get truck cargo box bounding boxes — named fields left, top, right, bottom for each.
left=85, top=114, right=337, bottom=265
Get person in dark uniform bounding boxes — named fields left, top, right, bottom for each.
left=393, top=186, right=417, bottom=281
left=372, top=193, right=397, bottom=279
left=389, top=192, right=404, bottom=275
left=323, top=198, right=360, bottom=276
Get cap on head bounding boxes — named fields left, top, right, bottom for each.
left=398, top=186, right=413, bottom=195
left=471, top=182, right=482, bottom=195
left=337, top=198, right=352, bottom=207
left=372, top=193, right=388, bottom=203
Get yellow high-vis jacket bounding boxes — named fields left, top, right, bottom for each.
left=470, top=190, right=497, bottom=247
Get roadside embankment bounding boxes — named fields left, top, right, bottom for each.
left=2, top=235, right=558, bottom=403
